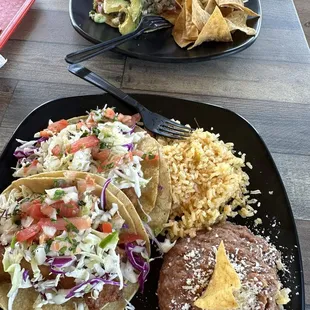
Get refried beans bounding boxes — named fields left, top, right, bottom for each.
left=158, top=222, right=288, bottom=310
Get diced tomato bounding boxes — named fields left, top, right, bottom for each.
left=50, top=200, right=80, bottom=218
left=41, top=203, right=56, bottom=217
left=16, top=224, right=41, bottom=242
left=118, top=113, right=141, bottom=127
left=47, top=119, right=69, bottom=133
left=86, top=113, right=97, bottom=128
left=132, top=150, right=144, bottom=157
left=101, top=222, right=112, bottom=233
left=77, top=175, right=96, bottom=194
left=92, top=149, right=110, bottom=162
left=51, top=144, right=61, bottom=156
left=76, top=121, right=85, bottom=130
left=67, top=136, right=99, bottom=154
left=119, top=115, right=131, bottom=124
left=51, top=241, right=61, bottom=252
left=40, top=130, right=51, bottom=138
left=119, top=233, right=143, bottom=244
left=143, top=153, right=159, bottom=162
left=38, top=217, right=91, bottom=231
left=21, top=199, right=46, bottom=220
left=23, top=159, right=39, bottom=175
left=39, top=233, right=48, bottom=245
left=104, top=108, right=115, bottom=119
left=130, top=113, right=141, bottom=125
left=127, top=151, right=133, bottom=161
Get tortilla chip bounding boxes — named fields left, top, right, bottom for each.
left=192, top=0, right=210, bottom=31
left=194, top=241, right=241, bottom=310
left=172, top=7, right=195, bottom=47
left=188, top=6, right=232, bottom=49
left=205, top=0, right=216, bottom=14
left=219, top=6, right=234, bottom=16
left=161, top=8, right=182, bottom=25
left=215, top=0, right=243, bottom=6
left=225, top=10, right=256, bottom=35
left=183, top=0, right=199, bottom=40
left=215, top=0, right=259, bottom=16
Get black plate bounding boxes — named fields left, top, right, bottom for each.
left=0, top=94, right=304, bottom=309
left=69, top=0, right=262, bottom=62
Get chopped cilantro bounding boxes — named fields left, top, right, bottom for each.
left=68, top=239, right=79, bottom=252
left=148, top=154, right=155, bottom=160
left=105, top=163, right=114, bottom=169
left=81, top=131, right=88, bottom=138
left=12, top=204, right=21, bottom=216
left=53, top=189, right=65, bottom=200
left=54, top=179, right=67, bottom=187
left=100, top=141, right=113, bottom=149
left=45, top=239, right=53, bottom=253
left=51, top=218, right=57, bottom=222
left=10, top=236, right=17, bottom=249
left=99, top=231, right=119, bottom=249
left=63, top=217, right=79, bottom=233
left=92, top=128, right=100, bottom=136
left=78, top=200, right=86, bottom=207
left=59, top=246, right=67, bottom=255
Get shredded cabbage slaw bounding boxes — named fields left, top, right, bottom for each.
left=0, top=180, right=149, bottom=309
left=13, top=106, right=152, bottom=200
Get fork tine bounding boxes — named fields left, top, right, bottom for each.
left=155, top=130, right=188, bottom=139
left=149, top=20, right=171, bottom=28
left=153, top=22, right=171, bottom=28
left=161, top=123, right=193, bottom=134
left=165, top=120, right=194, bottom=131
left=158, top=125, right=191, bottom=138
left=146, top=16, right=167, bottom=23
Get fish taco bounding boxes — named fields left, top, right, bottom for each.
left=0, top=173, right=150, bottom=310
left=12, top=106, right=162, bottom=221
left=12, top=106, right=172, bottom=235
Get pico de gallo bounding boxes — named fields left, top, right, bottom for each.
left=0, top=176, right=149, bottom=310
left=13, top=106, right=159, bottom=200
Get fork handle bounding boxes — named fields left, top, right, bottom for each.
left=68, top=64, right=145, bottom=113
left=65, top=29, right=143, bottom=64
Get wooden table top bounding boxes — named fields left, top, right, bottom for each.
left=0, top=0, right=309, bottom=307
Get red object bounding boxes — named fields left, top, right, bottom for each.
left=16, top=224, right=41, bottom=242
left=119, top=233, right=143, bottom=244
left=51, top=145, right=62, bottom=156
left=0, top=0, right=35, bottom=49
left=21, top=200, right=45, bottom=220
left=38, top=217, right=91, bottom=231
left=67, top=135, right=100, bottom=154
left=50, top=200, right=80, bottom=218
left=101, top=222, right=113, bottom=233
left=47, top=119, right=69, bottom=133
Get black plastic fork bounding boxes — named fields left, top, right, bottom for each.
left=68, top=64, right=193, bottom=139
left=65, top=15, right=172, bottom=64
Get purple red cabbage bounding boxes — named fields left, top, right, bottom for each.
left=125, top=243, right=150, bottom=292
left=37, top=136, right=49, bottom=144
left=65, top=278, right=121, bottom=299
left=47, top=256, right=76, bottom=267
left=128, top=125, right=136, bottom=134
left=122, top=143, right=134, bottom=151
left=100, top=178, right=111, bottom=210
left=23, top=269, right=29, bottom=282
left=46, top=256, right=76, bottom=274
